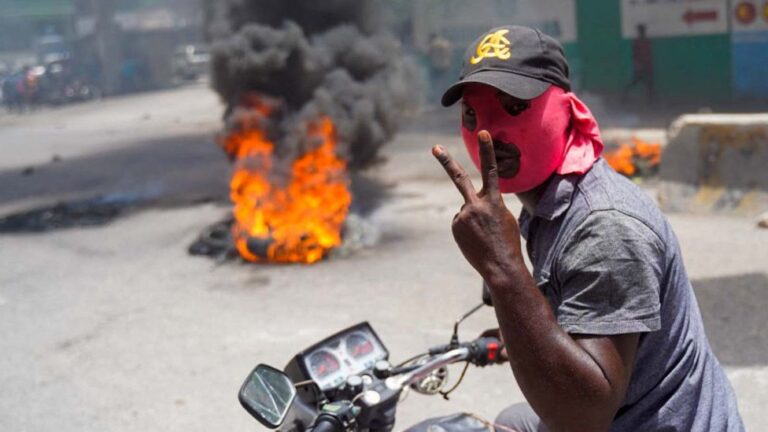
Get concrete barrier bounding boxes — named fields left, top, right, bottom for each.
left=658, top=114, right=768, bottom=215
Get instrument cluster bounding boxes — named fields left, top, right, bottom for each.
left=302, top=325, right=387, bottom=390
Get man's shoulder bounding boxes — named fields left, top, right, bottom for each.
left=526, top=160, right=675, bottom=281
left=571, top=159, right=667, bottom=233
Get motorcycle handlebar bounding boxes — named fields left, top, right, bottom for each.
left=389, top=347, right=471, bottom=389
left=311, top=414, right=343, bottom=432
left=386, top=336, right=502, bottom=390
left=424, top=337, right=502, bottom=366
left=307, top=337, right=503, bottom=431
left=466, top=336, right=503, bottom=366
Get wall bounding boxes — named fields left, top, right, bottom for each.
left=576, top=0, right=734, bottom=102
left=575, top=0, right=631, bottom=93
left=731, top=0, right=768, bottom=99
left=653, top=34, right=731, bottom=101
left=0, top=0, right=73, bottom=17
left=0, top=0, right=75, bottom=54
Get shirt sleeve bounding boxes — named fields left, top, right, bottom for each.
left=554, top=210, right=663, bottom=335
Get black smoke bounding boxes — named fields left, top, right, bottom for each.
left=205, top=0, right=420, bottom=169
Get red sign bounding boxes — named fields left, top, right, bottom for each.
left=683, top=9, right=719, bottom=25
left=735, top=1, right=758, bottom=24
left=763, top=1, right=768, bottom=22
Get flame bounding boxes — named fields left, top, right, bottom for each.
left=605, top=137, right=662, bottom=177
left=605, top=143, right=637, bottom=176
left=226, top=111, right=351, bottom=264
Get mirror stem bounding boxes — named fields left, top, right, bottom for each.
left=450, top=302, right=485, bottom=346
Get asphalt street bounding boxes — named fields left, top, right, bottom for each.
left=0, top=85, right=766, bottom=431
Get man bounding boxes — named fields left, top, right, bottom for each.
left=433, top=26, right=744, bottom=431
left=623, top=24, right=655, bottom=103
left=427, top=32, right=454, bottom=103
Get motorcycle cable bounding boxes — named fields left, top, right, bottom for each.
left=439, top=361, right=470, bottom=400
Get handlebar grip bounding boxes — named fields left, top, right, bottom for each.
left=468, top=337, right=502, bottom=366
left=311, top=415, right=343, bottom=432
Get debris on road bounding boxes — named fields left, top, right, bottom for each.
left=759, top=212, right=768, bottom=229
left=188, top=217, right=236, bottom=259
left=0, top=194, right=146, bottom=233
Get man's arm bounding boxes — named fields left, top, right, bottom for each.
left=488, top=264, right=639, bottom=432
left=432, top=131, right=641, bottom=431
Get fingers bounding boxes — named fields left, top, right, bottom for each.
left=499, top=347, right=509, bottom=363
left=477, top=130, right=499, bottom=195
left=432, top=145, right=477, bottom=203
left=479, top=327, right=501, bottom=339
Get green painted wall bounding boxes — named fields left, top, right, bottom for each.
left=561, top=41, right=582, bottom=90
left=576, top=0, right=632, bottom=93
left=651, top=35, right=731, bottom=101
left=116, top=0, right=167, bottom=12
left=575, top=0, right=732, bottom=102
left=0, top=0, right=73, bottom=17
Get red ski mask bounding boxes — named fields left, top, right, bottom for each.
left=461, top=83, right=603, bottom=194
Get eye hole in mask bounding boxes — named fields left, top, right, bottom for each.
left=461, top=102, right=477, bottom=131
left=497, top=91, right=531, bottom=116
left=461, top=91, right=530, bottom=132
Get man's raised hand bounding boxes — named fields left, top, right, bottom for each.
left=432, top=130, right=524, bottom=284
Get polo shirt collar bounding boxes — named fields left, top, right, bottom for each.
left=518, top=172, right=579, bottom=239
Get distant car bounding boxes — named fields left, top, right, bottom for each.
left=43, top=59, right=101, bottom=106
left=172, top=44, right=210, bottom=81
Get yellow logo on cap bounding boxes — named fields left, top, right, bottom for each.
left=470, top=29, right=512, bottom=65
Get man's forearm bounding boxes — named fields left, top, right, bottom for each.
left=486, top=262, right=623, bottom=432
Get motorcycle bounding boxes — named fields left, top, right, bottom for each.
left=239, top=287, right=504, bottom=432
left=46, top=77, right=100, bottom=106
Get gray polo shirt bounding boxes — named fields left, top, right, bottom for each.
left=518, top=159, right=744, bottom=431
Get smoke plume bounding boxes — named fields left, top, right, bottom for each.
left=205, top=0, right=420, bottom=170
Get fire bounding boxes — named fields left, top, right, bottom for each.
left=604, top=137, right=662, bottom=177
left=605, top=144, right=637, bottom=176
left=225, top=107, right=351, bottom=264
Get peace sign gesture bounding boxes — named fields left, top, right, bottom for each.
left=432, top=130, right=524, bottom=283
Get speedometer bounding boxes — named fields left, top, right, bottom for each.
left=346, top=333, right=374, bottom=358
left=308, top=351, right=340, bottom=378
left=287, top=323, right=389, bottom=392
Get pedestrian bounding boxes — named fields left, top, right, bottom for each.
left=425, top=25, right=744, bottom=431
left=427, top=32, right=454, bottom=102
left=4, top=70, right=26, bottom=113
left=623, top=24, right=655, bottom=104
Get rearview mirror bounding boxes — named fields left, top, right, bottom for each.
left=239, top=364, right=297, bottom=428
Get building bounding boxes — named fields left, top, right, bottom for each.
left=410, top=0, right=768, bottom=104
left=73, top=0, right=204, bottom=93
left=0, top=0, right=75, bottom=71
left=0, top=0, right=203, bottom=92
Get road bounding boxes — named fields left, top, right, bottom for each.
left=0, top=85, right=766, bottom=431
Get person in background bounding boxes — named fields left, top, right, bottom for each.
left=623, top=24, right=655, bottom=104
left=427, top=32, right=453, bottom=103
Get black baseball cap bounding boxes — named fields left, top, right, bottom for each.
left=441, top=25, right=571, bottom=107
